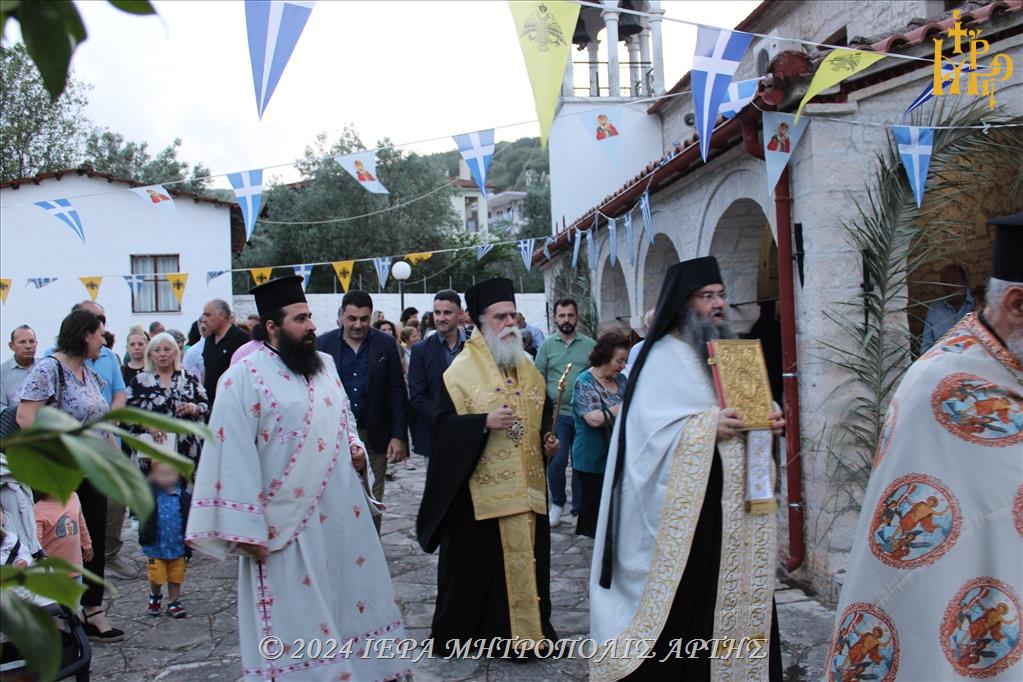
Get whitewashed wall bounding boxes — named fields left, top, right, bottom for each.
left=232, top=293, right=552, bottom=337
left=0, top=175, right=234, bottom=363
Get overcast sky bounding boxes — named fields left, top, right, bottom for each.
left=11, top=1, right=759, bottom=187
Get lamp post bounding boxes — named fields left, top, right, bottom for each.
left=392, top=260, right=412, bottom=317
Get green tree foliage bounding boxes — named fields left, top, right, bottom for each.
left=83, top=129, right=211, bottom=192
left=0, top=0, right=155, bottom=100
left=430, top=136, right=549, bottom=193
left=0, top=42, right=89, bottom=181
left=519, top=172, right=551, bottom=239
left=235, top=127, right=461, bottom=294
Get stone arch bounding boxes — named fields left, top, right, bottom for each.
left=599, top=256, right=630, bottom=331
left=641, top=233, right=681, bottom=310
left=697, top=167, right=775, bottom=255
left=708, top=198, right=774, bottom=333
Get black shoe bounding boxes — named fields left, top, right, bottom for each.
left=81, top=611, right=125, bottom=643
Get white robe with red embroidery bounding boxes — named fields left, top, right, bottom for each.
left=187, top=345, right=408, bottom=681
left=828, top=314, right=1023, bottom=681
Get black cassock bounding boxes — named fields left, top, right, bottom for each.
left=415, top=383, right=558, bottom=651
left=623, top=452, right=783, bottom=681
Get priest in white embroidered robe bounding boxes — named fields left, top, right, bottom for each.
left=828, top=216, right=1023, bottom=681
left=187, top=276, right=408, bottom=682
left=589, top=257, right=785, bottom=682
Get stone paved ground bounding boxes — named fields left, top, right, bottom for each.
left=90, top=462, right=834, bottom=681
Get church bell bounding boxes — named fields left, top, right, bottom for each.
left=618, top=2, right=644, bottom=38
left=572, top=17, right=590, bottom=49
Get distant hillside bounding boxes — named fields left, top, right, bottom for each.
left=426, top=137, right=549, bottom=193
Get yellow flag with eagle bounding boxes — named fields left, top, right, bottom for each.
left=795, top=49, right=885, bottom=122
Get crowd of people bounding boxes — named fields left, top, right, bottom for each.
left=0, top=213, right=1020, bottom=681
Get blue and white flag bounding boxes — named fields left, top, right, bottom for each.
left=543, top=236, right=555, bottom=261
left=453, top=129, right=495, bottom=197
left=123, top=274, right=146, bottom=300
left=518, top=238, right=536, bottom=271
left=476, top=243, right=495, bottom=261
left=585, top=228, right=597, bottom=269
left=373, top=256, right=393, bottom=290
left=904, top=61, right=974, bottom=119
left=691, top=26, right=753, bottom=162
left=293, top=263, right=314, bottom=290
left=623, top=211, right=636, bottom=266
left=571, top=228, right=582, bottom=269
left=206, top=270, right=228, bottom=285
left=336, top=151, right=389, bottom=195
left=639, top=191, right=655, bottom=245
left=719, top=77, right=761, bottom=119
left=763, top=111, right=810, bottom=198
left=893, top=125, right=934, bottom=208
left=26, top=277, right=57, bottom=290
left=607, top=217, right=618, bottom=267
left=245, top=0, right=315, bottom=119
left=34, top=198, right=84, bottom=243
left=228, top=169, right=264, bottom=241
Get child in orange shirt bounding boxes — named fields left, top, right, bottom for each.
left=35, top=491, right=93, bottom=591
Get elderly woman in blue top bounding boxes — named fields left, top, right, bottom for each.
left=571, top=329, right=630, bottom=538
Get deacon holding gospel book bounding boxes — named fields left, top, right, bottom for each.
left=588, top=256, right=786, bottom=682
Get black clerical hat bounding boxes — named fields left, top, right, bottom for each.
left=250, top=275, right=307, bottom=317
left=990, top=213, right=1023, bottom=283
left=465, top=277, right=515, bottom=323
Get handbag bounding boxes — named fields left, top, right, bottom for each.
left=0, top=358, right=66, bottom=439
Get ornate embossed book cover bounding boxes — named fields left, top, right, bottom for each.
left=706, top=339, right=773, bottom=429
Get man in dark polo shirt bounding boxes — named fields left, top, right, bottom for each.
left=201, top=299, right=248, bottom=408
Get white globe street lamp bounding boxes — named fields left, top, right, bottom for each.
left=391, top=260, right=412, bottom=314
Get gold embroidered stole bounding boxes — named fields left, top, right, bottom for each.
left=443, top=331, right=548, bottom=643
left=589, top=409, right=776, bottom=681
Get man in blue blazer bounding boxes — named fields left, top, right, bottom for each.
left=316, top=290, right=408, bottom=531
left=407, top=289, right=466, bottom=458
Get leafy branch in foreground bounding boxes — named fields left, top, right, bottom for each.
left=0, top=407, right=204, bottom=680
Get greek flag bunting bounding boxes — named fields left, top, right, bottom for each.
left=585, top=228, right=597, bottom=270
left=373, top=256, right=393, bottom=290
left=903, top=61, right=973, bottom=118
left=453, top=129, right=495, bottom=197
left=293, top=263, right=314, bottom=290
left=719, top=77, right=761, bottom=119
left=476, top=243, right=495, bottom=261
left=639, top=192, right=655, bottom=245
left=623, top=211, right=636, bottom=266
left=123, top=274, right=146, bottom=301
left=206, top=270, right=228, bottom=285
left=607, top=217, right=618, bottom=267
left=245, top=0, right=315, bottom=119
left=518, top=239, right=536, bottom=271
left=34, top=199, right=85, bottom=243
left=26, top=277, right=58, bottom=289
left=571, top=228, right=582, bottom=269
left=691, top=26, right=753, bottom=161
left=228, top=169, right=264, bottom=241
left=893, top=125, right=934, bottom=208
left=543, top=236, right=555, bottom=261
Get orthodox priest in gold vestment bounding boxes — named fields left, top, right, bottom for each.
left=590, top=257, right=786, bottom=681
left=416, top=277, right=560, bottom=653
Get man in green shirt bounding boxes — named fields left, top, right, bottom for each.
left=534, top=298, right=596, bottom=527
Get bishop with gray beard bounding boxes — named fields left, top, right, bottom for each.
left=589, top=256, right=786, bottom=682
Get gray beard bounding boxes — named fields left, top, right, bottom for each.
left=1007, top=329, right=1023, bottom=366
left=483, top=325, right=525, bottom=371
left=680, top=309, right=736, bottom=367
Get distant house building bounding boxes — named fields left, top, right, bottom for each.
left=449, top=159, right=495, bottom=235
left=0, top=168, right=243, bottom=362
left=486, top=191, right=528, bottom=236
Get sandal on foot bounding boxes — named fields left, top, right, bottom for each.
left=81, top=610, right=125, bottom=643
left=167, top=600, right=187, bottom=619
left=147, top=593, right=162, bottom=616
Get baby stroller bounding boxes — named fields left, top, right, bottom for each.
left=0, top=456, right=92, bottom=681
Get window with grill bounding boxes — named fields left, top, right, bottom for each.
left=130, top=255, right=181, bottom=313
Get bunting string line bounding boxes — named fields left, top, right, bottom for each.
left=0, top=88, right=693, bottom=210
left=747, top=98, right=1023, bottom=129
